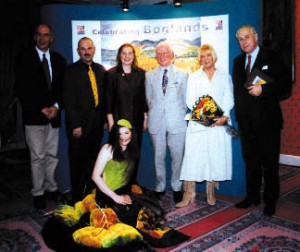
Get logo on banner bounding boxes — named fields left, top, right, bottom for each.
left=77, top=25, right=85, bottom=35
left=216, top=20, right=223, bottom=30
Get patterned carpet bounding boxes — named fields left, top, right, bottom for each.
left=1, top=195, right=299, bottom=252
left=281, top=187, right=300, bottom=205
left=0, top=148, right=299, bottom=252
left=155, top=166, right=300, bottom=252
left=161, top=191, right=233, bottom=229
left=278, top=164, right=300, bottom=182
left=170, top=210, right=300, bottom=252
left=0, top=215, right=53, bottom=252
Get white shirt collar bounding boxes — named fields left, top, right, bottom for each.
left=36, top=46, right=50, bottom=61
left=159, top=65, right=172, bottom=72
left=248, top=46, right=259, bottom=61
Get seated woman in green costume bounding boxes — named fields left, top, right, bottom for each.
left=42, top=119, right=189, bottom=251
left=92, top=118, right=139, bottom=209
left=92, top=119, right=189, bottom=247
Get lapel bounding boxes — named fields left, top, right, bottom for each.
left=49, top=51, right=56, bottom=82
left=236, top=54, right=247, bottom=84
left=153, top=68, right=165, bottom=99
left=252, top=49, right=265, bottom=71
left=168, top=66, right=175, bottom=88
left=33, top=48, right=41, bottom=64
left=238, top=54, right=246, bottom=72
left=33, top=48, right=44, bottom=73
left=94, top=64, right=105, bottom=98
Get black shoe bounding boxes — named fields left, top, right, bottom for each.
left=59, top=192, right=74, bottom=205
left=264, top=204, right=275, bottom=216
left=235, top=199, right=260, bottom=209
left=34, top=195, right=46, bottom=209
left=45, top=190, right=61, bottom=201
left=154, top=191, right=165, bottom=200
left=173, top=191, right=183, bottom=203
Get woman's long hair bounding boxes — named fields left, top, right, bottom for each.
left=108, top=122, right=140, bottom=164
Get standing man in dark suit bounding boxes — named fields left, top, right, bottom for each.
left=14, top=24, right=67, bottom=209
left=233, top=25, right=285, bottom=216
left=63, top=37, right=106, bottom=203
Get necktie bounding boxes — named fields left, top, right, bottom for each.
left=246, top=55, right=252, bottom=76
left=162, top=69, right=168, bottom=95
left=88, top=65, right=99, bottom=107
left=42, top=54, right=51, bottom=87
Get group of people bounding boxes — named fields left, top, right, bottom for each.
left=14, top=22, right=285, bottom=249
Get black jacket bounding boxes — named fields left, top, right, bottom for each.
left=106, top=65, right=148, bottom=129
left=232, top=47, right=283, bottom=128
left=63, top=60, right=106, bottom=138
left=14, top=46, right=66, bottom=127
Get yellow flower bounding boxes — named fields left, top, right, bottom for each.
left=72, top=223, right=143, bottom=248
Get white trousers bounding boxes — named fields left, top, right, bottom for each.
left=150, top=122, right=185, bottom=192
left=25, top=124, right=59, bottom=196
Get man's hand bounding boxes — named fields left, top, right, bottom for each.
left=41, top=107, right=51, bottom=118
left=73, top=127, right=82, bottom=138
left=47, top=106, right=58, bottom=119
left=247, top=84, right=262, bottom=97
left=41, top=106, right=58, bottom=119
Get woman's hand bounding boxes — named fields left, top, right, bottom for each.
left=108, top=121, right=114, bottom=132
left=143, top=118, right=148, bottom=131
left=143, top=113, right=148, bottom=131
left=107, top=114, right=114, bottom=132
left=114, top=194, right=132, bottom=205
left=211, top=116, right=228, bottom=127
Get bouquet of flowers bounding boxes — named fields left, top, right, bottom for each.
left=190, top=95, right=239, bottom=138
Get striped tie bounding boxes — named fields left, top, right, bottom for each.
left=162, top=69, right=168, bottom=95
left=88, top=66, right=99, bottom=107
left=246, top=55, right=252, bottom=76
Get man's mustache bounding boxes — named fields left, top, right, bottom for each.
left=84, top=53, right=91, bottom=57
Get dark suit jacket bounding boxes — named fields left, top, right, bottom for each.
left=14, top=46, right=67, bottom=127
left=232, top=47, right=283, bottom=128
left=105, top=65, right=148, bottom=129
left=63, top=60, right=106, bottom=138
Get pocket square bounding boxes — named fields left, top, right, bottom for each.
left=262, top=65, right=268, bottom=70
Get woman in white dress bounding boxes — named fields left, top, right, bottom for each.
left=176, top=44, right=234, bottom=207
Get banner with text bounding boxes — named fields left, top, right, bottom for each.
left=72, top=15, right=228, bottom=72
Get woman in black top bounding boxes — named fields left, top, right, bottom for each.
left=105, top=43, right=148, bottom=183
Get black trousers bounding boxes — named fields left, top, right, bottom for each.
left=129, top=127, right=143, bottom=185
left=239, top=118, right=281, bottom=205
left=68, top=126, right=103, bottom=202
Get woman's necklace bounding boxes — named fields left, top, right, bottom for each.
left=122, top=65, right=132, bottom=82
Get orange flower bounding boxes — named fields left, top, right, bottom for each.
left=90, top=208, right=119, bottom=228
left=81, top=193, right=97, bottom=212
left=190, top=95, right=223, bottom=126
left=131, top=184, right=143, bottom=194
